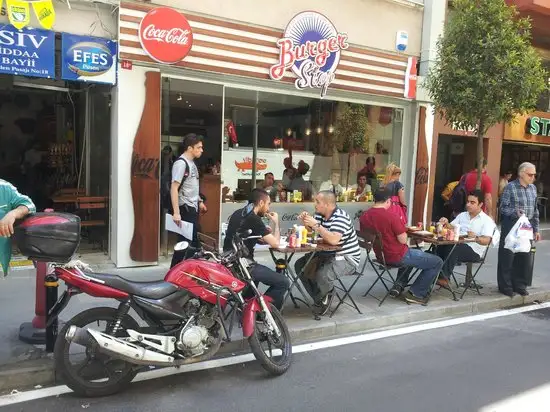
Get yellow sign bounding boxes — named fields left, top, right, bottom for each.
left=4, top=0, right=56, bottom=30
left=6, top=0, right=30, bottom=30
left=31, top=0, right=55, bottom=29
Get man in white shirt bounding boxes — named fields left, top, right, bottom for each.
left=437, top=190, right=497, bottom=284
left=319, top=171, right=344, bottom=196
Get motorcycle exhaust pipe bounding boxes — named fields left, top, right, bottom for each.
left=64, top=326, right=176, bottom=366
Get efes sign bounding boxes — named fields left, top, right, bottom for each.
left=61, top=34, right=117, bottom=85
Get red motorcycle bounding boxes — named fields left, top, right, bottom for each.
left=14, top=213, right=292, bottom=397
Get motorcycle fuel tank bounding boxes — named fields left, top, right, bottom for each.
left=165, top=259, right=247, bottom=305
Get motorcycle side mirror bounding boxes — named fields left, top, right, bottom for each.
left=174, top=241, right=189, bottom=252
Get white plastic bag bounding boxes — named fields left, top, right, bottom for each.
left=504, top=215, right=533, bottom=253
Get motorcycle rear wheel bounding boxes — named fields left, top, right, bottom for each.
left=248, top=304, right=292, bottom=375
left=54, top=307, right=140, bottom=397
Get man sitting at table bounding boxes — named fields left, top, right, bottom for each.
left=360, top=189, right=443, bottom=305
left=296, top=191, right=361, bottom=315
left=223, top=189, right=290, bottom=310
left=437, top=190, right=497, bottom=286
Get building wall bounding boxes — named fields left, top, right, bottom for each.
left=112, top=1, right=423, bottom=266
left=141, top=0, right=424, bottom=56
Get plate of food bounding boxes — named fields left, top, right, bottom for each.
left=415, top=230, right=434, bottom=236
left=407, top=226, right=420, bottom=231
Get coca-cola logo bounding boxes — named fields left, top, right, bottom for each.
left=281, top=213, right=299, bottom=222
left=139, top=7, right=193, bottom=64
left=132, top=153, right=159, bottom=179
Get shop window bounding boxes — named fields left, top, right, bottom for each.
left=221, top=86, right=404, bottom=207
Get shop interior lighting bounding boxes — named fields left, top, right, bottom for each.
left=286, top=128, right=292, bottom=136
left=305, top=128, right=311, bottom=136
left=328, top=125, right=334, bottom=134
left=316, top=126, right=322, bottom=134
left=177, top=93, right=182, bottom=101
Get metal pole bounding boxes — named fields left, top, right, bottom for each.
left=45, top=273, right=59, bottom=352
left=251, top=92, right=259, bottom=189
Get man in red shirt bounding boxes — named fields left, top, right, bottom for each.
left=463, top=159, right=493, bottom=215
left=360, top=190, right=443, bottom=305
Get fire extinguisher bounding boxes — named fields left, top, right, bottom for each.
left=226, top=120, right=238, bottom=147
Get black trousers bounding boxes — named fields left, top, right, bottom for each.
left=437, top=244, right=480, bottom=279
left=497, top=216, right=530, bottom=292
left=170, top=204, right=199, bottom=268
left=242, top=264, right=290, bottom=310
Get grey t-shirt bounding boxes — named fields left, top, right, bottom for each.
left=172, top=156, right=200, bottom=210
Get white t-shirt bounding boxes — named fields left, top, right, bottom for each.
left=451, top=211, right=497, bottom=257
left=172, top=156, right=200, bottom=210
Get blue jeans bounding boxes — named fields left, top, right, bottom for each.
left=398, top=248, right=443, bottom=298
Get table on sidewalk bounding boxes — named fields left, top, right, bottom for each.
left=269, top=243, right=341, bottom=320
left=407, top=229, right=475, bottom=301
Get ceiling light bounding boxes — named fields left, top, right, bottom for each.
left=286, top=128, right=292, bottom=136
left=316, top=126, right=323, bottom=134
left=305, top=128, right=311, bottom=136
left=177, top=93, right=182, bottom=101
left=328, top=125, right=334, bottom=133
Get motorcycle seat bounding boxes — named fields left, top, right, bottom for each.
left=85, top=272, right=179, bottom=299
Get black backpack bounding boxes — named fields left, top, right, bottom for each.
left=161, top=157, right=189, bottom=212
left=449, top=174, right=467, bottom=215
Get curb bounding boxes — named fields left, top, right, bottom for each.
left=1, top=289, right=548, bottom=394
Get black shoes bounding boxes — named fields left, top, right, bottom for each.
left=404, top=291, right=428, bottom=305
left=515, top=289, right=529, bottom=297
left=499, top=289, right=515, bottom=297
left=315, top=289, right=335, bottom=316
left=389, top=284, right=404, bottom=298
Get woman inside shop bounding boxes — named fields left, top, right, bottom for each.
left=382, top=163, right=407, bottom=223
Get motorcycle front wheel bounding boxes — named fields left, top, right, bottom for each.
left=54, top=307, right=140, bottom=397
left=248, top=304, right=292, bottom=375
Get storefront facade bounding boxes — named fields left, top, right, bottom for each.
left=112, top=0, right=424, bottom=267
left=0, top=1, right=117, bottom=267
left=422, top=0, right=550, bottom=224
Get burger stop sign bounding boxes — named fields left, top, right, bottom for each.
left=139, top=7, right=193, bottom=64
left=269, top=11, right=349, bottom=97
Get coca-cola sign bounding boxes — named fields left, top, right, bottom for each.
left=138, top=7, right=193, bottom=65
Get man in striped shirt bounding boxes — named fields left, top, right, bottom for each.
left=295, top=191, right=361, bottom=315
left=498, top=162, right=540, bottom=297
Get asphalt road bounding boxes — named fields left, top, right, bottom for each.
left=4, top=307, right=550, bottom=412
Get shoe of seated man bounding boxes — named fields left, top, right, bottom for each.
left=404, top=291, right=428, bottom=305
left=389, top=284, right=404, bottom=298
left=315, top=289, right=335, bottom=316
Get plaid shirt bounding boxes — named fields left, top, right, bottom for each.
left=499, top=179, right=539, bottom=233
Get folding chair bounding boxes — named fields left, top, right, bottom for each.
left=359, top=229, right=411, bottom=306
left=329, top=268, right=363, bottom=317
left=453, top=230, right=495, bottom=299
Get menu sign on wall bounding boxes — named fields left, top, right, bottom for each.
left=269, top=11, right=349, bottom=97
left=0, top=25, right=54, bottom=78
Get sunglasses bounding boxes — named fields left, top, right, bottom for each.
left=526, top=173, right=537, bottom=178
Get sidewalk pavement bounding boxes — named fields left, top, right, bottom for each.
left=2, top=230, right=550, bottom=393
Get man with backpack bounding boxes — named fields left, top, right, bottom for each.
left=168, top=134, right=207, bottom=267
left=449, top=159, right=493, bottom=218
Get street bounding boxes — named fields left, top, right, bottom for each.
left=3, top=305, right=550, bottom=411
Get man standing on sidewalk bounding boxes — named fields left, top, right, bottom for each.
left=498, top=162, right=540, bottom=297
left=0, top=179, right=36, bottom=274
left=170, top=134, right=207, bottom=267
